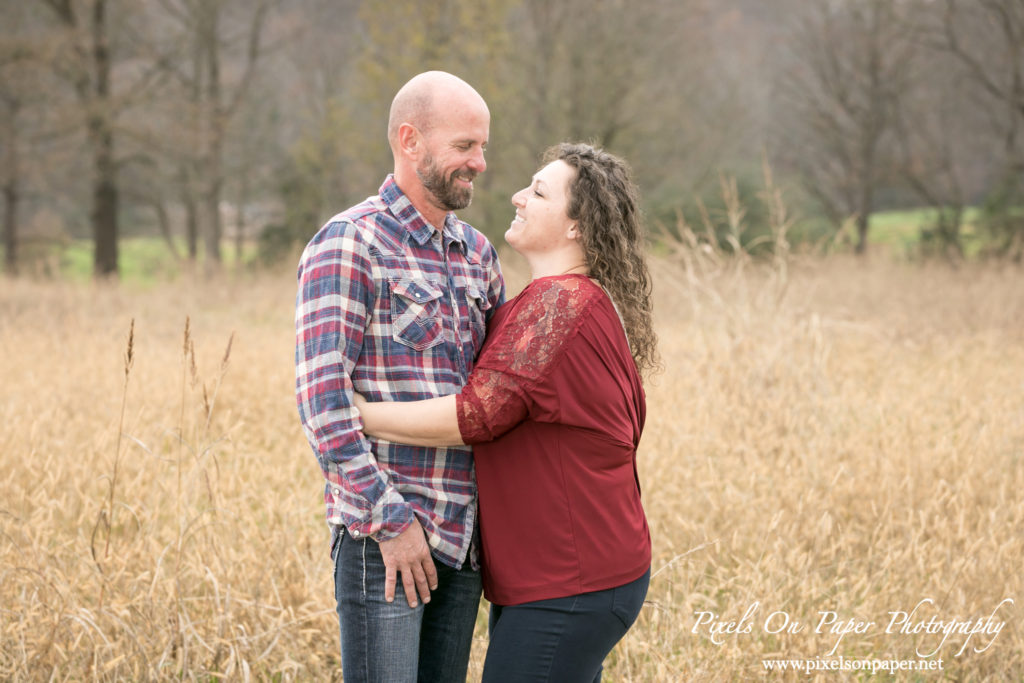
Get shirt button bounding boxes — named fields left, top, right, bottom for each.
left=332, top=488, right=341, bottom=496
left=350, top=529, right=360, bottom=538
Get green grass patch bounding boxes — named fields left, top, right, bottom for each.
left=829, top=206, right=985, bottom=256
left=56, top=238, right=259, bottom=284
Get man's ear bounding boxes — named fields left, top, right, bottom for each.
left=397, top=123, right=420, bottom=158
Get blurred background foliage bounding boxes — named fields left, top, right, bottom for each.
left=1, top=0, right=1023, bottom=280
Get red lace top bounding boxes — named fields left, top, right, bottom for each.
left=456, top=274, right=651, bottom=605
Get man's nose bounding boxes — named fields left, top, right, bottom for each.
left=468, top=148, right=486, bottom=174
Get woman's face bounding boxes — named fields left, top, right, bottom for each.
left=505, top=160, right=577, bottom=256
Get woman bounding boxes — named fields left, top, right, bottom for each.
left=356, top=142, right=659, bottom=682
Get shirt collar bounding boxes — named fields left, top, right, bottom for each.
left=380, top=175, right=469, bottom=250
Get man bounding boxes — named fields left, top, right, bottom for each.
left=295, top=71, right=504, bottom=682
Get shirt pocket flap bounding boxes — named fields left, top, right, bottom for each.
left=467, top=285, right=493, bottom=312
left=391, top=278, right=444, bottom=304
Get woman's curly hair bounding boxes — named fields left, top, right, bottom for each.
left=545, top=142, right=661, bottom=377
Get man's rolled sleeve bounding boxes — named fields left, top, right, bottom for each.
left=295, top=220, right=413, bottom=539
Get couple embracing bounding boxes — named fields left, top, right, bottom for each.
left=295, top=71, right=658, bottom=683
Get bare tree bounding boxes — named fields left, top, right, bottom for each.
left=507, top=0, right=652, bottom=150
left=153, top=0, right=277, bottom=272
left=1, top=95, right=20, bottom=275
left=265, top=0, right=768, bottom=254
left=506, top=0, right=720, bottom=158
left=36, top=0, right=174, bottom=277
left=890, top=7, right=979, bottom=263
left=39, top=0, right=123, bottom=276
left=936, top=0, right=1024, bottom=259
left=3, top=2, right=101, bottom=277
left=776, top=0, right=917, bottom=255
left=0, top=16, right=36, bottom=275
left=894, top=90, right=968, bottom=261
left=940, top=0, right=1024, bottom=158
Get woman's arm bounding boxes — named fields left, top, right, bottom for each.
left=353, top=393, right=465, bottom=447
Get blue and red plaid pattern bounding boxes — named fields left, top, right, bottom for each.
left=295, top=175, right=504, bottom=569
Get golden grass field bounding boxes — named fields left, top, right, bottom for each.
left=1, top=253, right=1022, bottom=681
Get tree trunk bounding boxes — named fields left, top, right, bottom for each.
left=853, top=3, right=885, bottom=258
left=202, top=172, right=222, bottom=269
left=150, top=198, right=179, bottom=260
left=3, top=175, right=16, bottom=277
left=201, top=3, right=223, bottom=271
left=942, top=206, right=965, bottom=262
left=234, top=172, right=248, bottom=264
left=854, top=212, right=870, bottom=255
left=91, top=139, right=119, bottom=277
left=185, top=196, right=199, bottom=260
left=855, top=130, right=876, bottom=256
left=184, top=18, right=202, bottom=265
left=89, top=0, right=118, bottom=278
left=854, top=124, right=877, bottom=256
left=2, top=100, right=18, bottom=276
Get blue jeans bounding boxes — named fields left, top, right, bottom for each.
left=481, top=569, right=650, bottom=683
left=333, top=528, right=482, bottom=683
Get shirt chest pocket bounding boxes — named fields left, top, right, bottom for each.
left=389, top=278, right=445, bottom=351
left=465, top=285, right=492, bottom=351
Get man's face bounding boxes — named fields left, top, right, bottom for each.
left=415, top=106, right=489, bottom=213
left=416, top=150, right=477, bottom=211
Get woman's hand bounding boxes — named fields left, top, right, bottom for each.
left=352, top=392, right=375, bottom=434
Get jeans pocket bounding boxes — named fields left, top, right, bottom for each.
left=390, top=278, right=444, bottom=351
left=332, top=527, right=346, bottom=608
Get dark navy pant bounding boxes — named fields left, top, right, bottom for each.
left=481, top=568, right=650, bottom=682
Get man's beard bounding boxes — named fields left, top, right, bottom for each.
left=417, top=154, right=476, bottom=211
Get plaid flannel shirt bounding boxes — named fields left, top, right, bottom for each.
left=295, top=175, right=504, bottom=569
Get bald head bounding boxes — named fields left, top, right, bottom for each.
left=387, top=72, right=490, bottom=226
left=387, top=71, right=488, bottom=153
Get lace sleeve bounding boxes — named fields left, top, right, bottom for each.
left=457, top=276, right=599, bottom=444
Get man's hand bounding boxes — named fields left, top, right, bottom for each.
left=377, top=517, right=438, bottom=608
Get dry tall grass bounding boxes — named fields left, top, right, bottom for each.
left=1, top=250, right=1022, bottom=680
